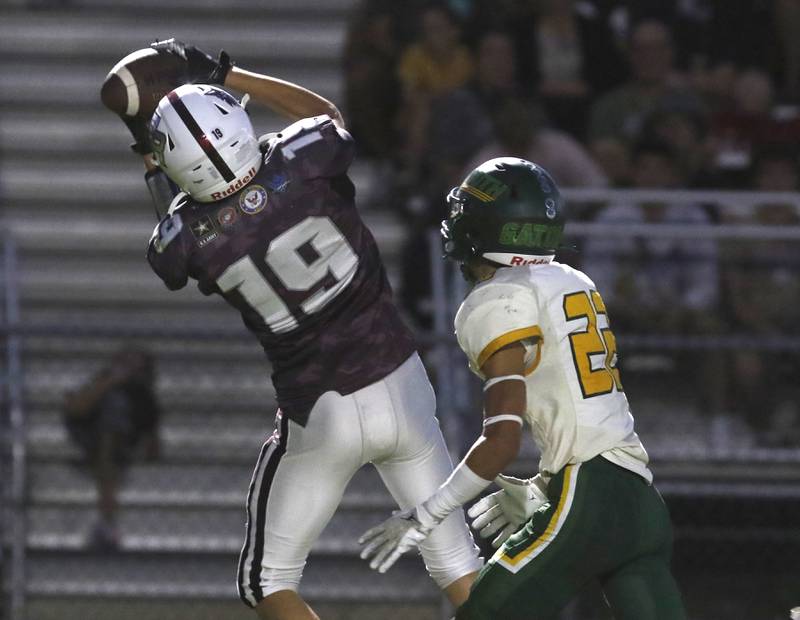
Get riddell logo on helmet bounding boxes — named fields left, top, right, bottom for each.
left=210, top=167, right=258, bottom=200
left=510, top=256, right=550, bottom=266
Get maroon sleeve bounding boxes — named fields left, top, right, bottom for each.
left=146, top=208, right=191, bottom=291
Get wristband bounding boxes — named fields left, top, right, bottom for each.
left=421, top=462, right=492, bottom=523
left=483, top=414, right=523, bottom=427
left=483, top=375, right=525, bottom=391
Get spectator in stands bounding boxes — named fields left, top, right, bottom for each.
left=640, top=102, right=712, bottom=187
left=583, top=139, right=727, bottom=432
left=723, top=146, right=800, bottom=445
left=709, top=69, right=800, bottom=187
left=510, top=0, right=625, bottom=139
left=63, top=347, right=161, bottom=549
left=426, top=30, right=521, bottom=199
left=464, top=97, right=607, bottom=189
left=343, top=2, right=401, bottom=160
left=588, top=19, right=704, bottom=147
left=397, top=3, right=473, bottom=170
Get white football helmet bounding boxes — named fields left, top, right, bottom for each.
left=149, top=84, right=262, bottom=202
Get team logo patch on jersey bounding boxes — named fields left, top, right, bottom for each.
left=266, top=172, right=290, bottom=193
left=217, top=206, right=238, bottom=228
left=239, top=184, right=268, bottom=215
left=190, top=215, right=219, bottom=247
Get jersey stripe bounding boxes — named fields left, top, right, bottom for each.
left=477, top=325, right=542, bottom=369
left=496, top=463, right=580, bottom=574
left=237, top=436, right=273, bottom=606
left=167, top=90, right=236, bottom=183
left=237, top=412, right=289, bottom=607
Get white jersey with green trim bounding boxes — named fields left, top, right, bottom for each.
left=454, top=261, right=652, bottom=484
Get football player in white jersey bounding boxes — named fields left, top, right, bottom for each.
left=359, top=158, right=686, bottom=619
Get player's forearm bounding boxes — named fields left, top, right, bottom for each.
left=224, top=67, right=344, bottom=127
left=417, top=428, right=520, bottom=525
left=464, top=428, right=522, bottom=481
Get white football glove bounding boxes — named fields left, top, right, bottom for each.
left=358, top=504, right=438, bottom=574
left=467, top=474, right=549, bottom=548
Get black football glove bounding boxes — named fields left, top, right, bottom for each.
left=151, top=38, right=232, bottom=85
left=123, top=115, right=152, bottom=155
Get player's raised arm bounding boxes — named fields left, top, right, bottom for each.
left=151, top=39, right=345, bottom=128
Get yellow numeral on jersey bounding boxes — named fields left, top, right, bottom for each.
left=563, top=290, right=623, bottom=398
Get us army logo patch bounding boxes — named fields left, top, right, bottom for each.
left=190, top=216, right=219, bottom=248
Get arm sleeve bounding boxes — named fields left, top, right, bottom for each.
left=455, top=283, right=542, bottom=375
left=146, top=206, right=191, bottom=291
left=277, top=115, right=355, bottom=179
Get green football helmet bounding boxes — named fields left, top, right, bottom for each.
left=441, top=157, right=565, bottom=268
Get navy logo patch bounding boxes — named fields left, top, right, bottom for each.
left=217, top=206, right=238, bottom=228
left=239, top=184, right=268, bottom=215
left=190, top=215, right=219, bottom=247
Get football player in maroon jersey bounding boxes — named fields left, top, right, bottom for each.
left=115, top=40, right=481, bottom=620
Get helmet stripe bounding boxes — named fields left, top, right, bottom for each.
left=460, top=184, right=494, bottom=202
left=167, top=90, right=237, bottom=183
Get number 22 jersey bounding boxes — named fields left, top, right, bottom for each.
left=147, top=115, right=416, bottom=425
left=455, top=261, right=652, bottom=483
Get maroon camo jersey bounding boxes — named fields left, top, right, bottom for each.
left=147, top=116, right=416, bottom=425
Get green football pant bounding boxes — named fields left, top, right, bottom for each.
left=456, top=456, right=686, bottom=620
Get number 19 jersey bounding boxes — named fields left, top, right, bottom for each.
left=147, top=116, right=416, bottom=425
left=454, top=261, right=652, bottom=483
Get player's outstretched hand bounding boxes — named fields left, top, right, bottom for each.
left=358, top=507, right=435, bottom=574
left=467, top=474, right=548, bottom=548
left=151, top=38, right=232, bottom=85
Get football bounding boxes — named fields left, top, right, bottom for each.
left=101, top=48, right=188, bottom=120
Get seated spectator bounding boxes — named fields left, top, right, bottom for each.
left=397, top=3, right=474, bottom=168
left=343, top=1, right=402, bottom=160
left=511, top=0, right=625, bottom=139
left=588, top=19, right=704, bottom=147
left=583, top=139, right=726, bottom=430
left=709, top=69, right=800, bottom=186
left=427, top=30, right=521, bottom=196
left=640, top=101, right=712, bottom=187
left=723, top=146, right=800, bottom=445
left=63, top=347, right=161, bottom=549
left=464, top=97, right=607, bottom=188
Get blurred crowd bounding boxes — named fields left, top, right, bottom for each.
left=344, top=0, right=800, bottom=193
left=343, top=0, right=800, bottom=446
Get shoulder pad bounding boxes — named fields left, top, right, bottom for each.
left=273, top=115, right=334, bottom=159
left=167, top=192, right=191, bottom=216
